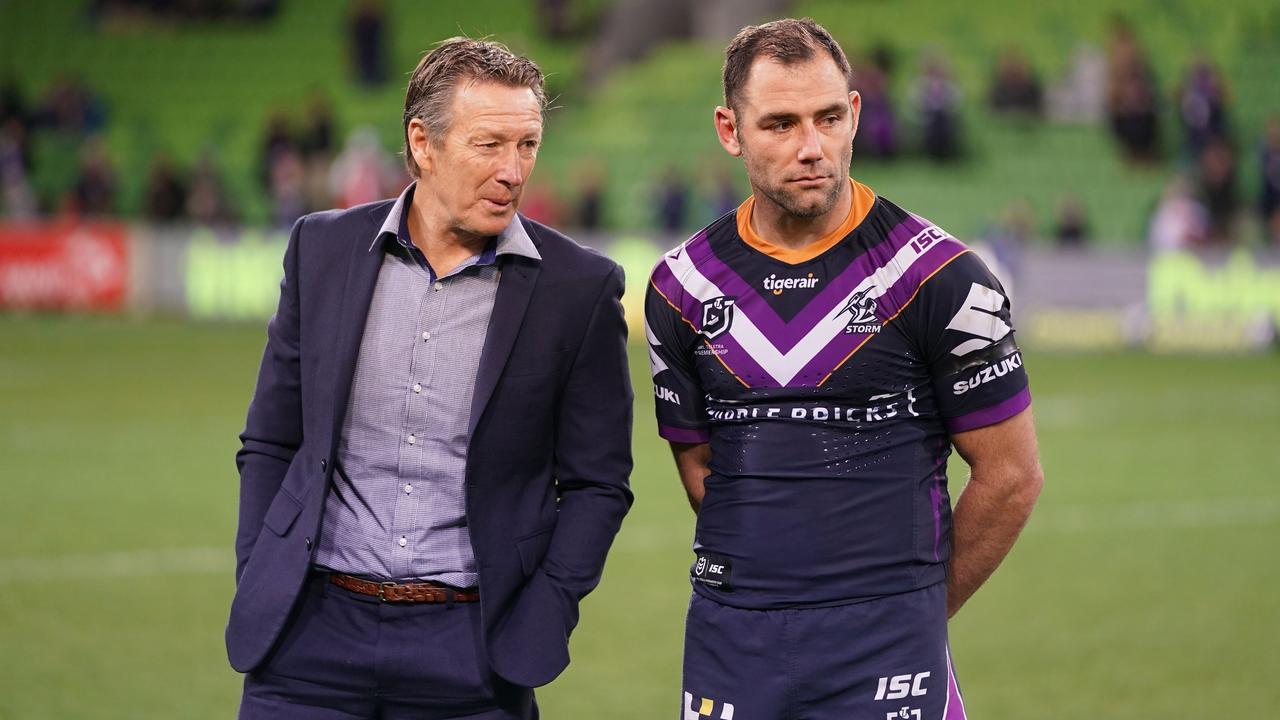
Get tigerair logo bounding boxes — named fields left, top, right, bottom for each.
left=763, top=272, right=820, bottom=295
left=684, top=692, right=735, bottom=720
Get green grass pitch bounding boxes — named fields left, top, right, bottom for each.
left=1, top=314, right=1277, bottom=718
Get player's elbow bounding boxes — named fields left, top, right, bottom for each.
left=1013, top=462, right=1044, bottom=513
left=975, top=456, right=1043, bottom=516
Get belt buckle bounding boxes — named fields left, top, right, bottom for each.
left=378, top=581, right=397, bottom=602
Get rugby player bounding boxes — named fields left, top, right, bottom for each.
left=645, top=18, right=1044, bottom=719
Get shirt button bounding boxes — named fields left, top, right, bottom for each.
left=421, top=331, right=431, bottom=341
left=412, top=383, right=422, bottom=394
left=404, top=484, right=413, bottom=494
left=433, top=281, right=443, bottom=291
left=407, top=434, right=416, bottom=445
left=398, top=536, right=407, bottom=548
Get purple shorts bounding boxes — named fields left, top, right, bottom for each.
left=681, top=582, right=967, bottom=719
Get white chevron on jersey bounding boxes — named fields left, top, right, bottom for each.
left=662, top=226, right=956, bottom=385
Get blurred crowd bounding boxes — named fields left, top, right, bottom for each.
left=837, top=15, right=1278, bottom=252
left=1, top=12, right=1278, bottom=250
left=87, top=0, right=280, bottom=24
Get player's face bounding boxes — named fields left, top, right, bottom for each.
left=410, top=81, right=543, bottom=241
left=717, top=56, right=859, bottom=220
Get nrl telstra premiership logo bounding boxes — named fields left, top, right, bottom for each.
left=700, top=296, right=735, bottom=339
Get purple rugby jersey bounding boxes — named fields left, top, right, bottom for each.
left=646, top=188, right=1030, bottom=609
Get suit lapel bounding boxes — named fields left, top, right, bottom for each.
left=326, top=208, right=387, bottom=449
left=469, top=255, right=540, bottom=436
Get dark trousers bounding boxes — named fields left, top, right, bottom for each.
left=682, top=582, right=965, bottom=719
left=239, top=574, right=537, bottom=719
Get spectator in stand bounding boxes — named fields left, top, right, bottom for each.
left=1, top=78, right=26, bottom=127
left=143, top=152, right=187, bottom=222
left=0, top=116, right=36, bottom=219
left=186, top=152, right=237, bottom=225
left=1177, top=55, right=1230, bottom=160
left=710, top=166, right=739, bottom=219
left=988, top=48, right=1043, bottom=119
left=656, top=165, right=689, bottom=234
left=1148, top=174, right=1207, bottom=252
left=349, top=0, right=387, bottom=87
left=300, top=93, right=338, bottom=215
left=1197, top=137, right=1238, bottom=246
left=518, top=179, right=563, bottom=227
left=1257, top=114, right=1280, bottom=244
left=852, top=44, right=899, bottom=159
left=915, top=53, right=962, bottom=161
left=982, top=199, right=1033, bottom=279
left=35, top=75, right=107, bottom=137
left=0, top=81, right=36, bottom=218
left=268, top=148, right=307, bottom=228
left=328, top=125, right=399, bottom=210
left=538, top=0, right=572, bottom=39
left=299, top=91, right=337, bottom=160
left=1052, top=193, right=1091, bottom=248
left=259, top=110, right=296, bottom=191
left=1046, top=43, right=1106, bottom=124
left=853, top=70, right=897, bottom=159
left=1106, top=17, right=1161, bottom=163
left=573, top=161, right=605, bottom=232
left=64, top=138, right=117, bottom=217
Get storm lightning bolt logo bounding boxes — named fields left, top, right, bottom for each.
left=837, top=287, right=882, bottom=335
left=838, top=287, right=879, bottom=324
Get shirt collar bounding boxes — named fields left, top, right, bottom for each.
left=369, top=181, right=541, bottom=262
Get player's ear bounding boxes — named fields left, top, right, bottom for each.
left=848, top=91, right=862, bottom=142
left=407, top=118, right=434, bottom=174
left=715, top=106, right=742, bottom=158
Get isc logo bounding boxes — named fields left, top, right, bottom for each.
left=874, top=672, right=930, bottom=700
left=908, top=226, right=948, bottom=254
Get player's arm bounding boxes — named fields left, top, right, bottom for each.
left=646, top=258, right=711, bottom=515
left=668, top=442, right=711, bottom=513
left=946, top=407, right=1043, bottom=617
left=910, top=246, right=1043, bottom=617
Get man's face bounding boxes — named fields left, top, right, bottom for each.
left=716, top=56, right=859, bottom=220
left=411, top=80, right=543, bottom=240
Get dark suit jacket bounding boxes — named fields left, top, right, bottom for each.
left=225, top=200, right=634, bottom=688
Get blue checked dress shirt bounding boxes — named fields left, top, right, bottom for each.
left=314, top=183, right=540, bottom=586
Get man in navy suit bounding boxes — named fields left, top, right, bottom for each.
left=227, top=38, right=633, bottom=718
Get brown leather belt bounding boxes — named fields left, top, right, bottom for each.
left=329, top=573, right=480, bottom=603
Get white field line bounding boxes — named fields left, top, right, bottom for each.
left=1, top=497, right=1276, bottom=583
left=0, top=546, right=230, bottom=584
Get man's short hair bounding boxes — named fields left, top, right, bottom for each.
left=722, top=18, right=853, bottom=112
left=401, top=37, right=546, bottom=177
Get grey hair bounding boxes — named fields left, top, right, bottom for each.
left=401, top=37, right=546, bottom=176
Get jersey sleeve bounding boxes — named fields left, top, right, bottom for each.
left=912, top=250, right=1031, bottom=433
left=645, top=262, right=710, bottom=444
